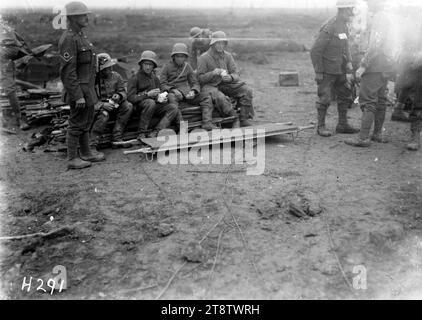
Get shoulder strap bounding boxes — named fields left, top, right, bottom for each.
left=169, top=62, right=188, bottom=85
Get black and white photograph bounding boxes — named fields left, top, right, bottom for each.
left=0, top=0, right=421, bottom=303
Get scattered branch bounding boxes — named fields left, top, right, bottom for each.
left=0, top=226, right=73, bottom=241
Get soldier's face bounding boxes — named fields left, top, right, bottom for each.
left=141, top=61, right=155, bottom=74
left=173, top=54, right=187, bottom=66
left=72, top=14, right=89, bottom=28
left=214, top=41, right=226, bottom=53
left=100, top=67, right=112, bottom=78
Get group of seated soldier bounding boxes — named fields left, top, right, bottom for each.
left=89, top=30, right=255, bottom=149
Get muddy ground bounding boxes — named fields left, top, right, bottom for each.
left=1, top=10, right=422, bottom=300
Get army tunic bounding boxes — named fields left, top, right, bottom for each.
left=310, top=16, right=354, bottom=111
left=310, top=16, right=353, bottom=75
left=58, top=26, right=97, bottom=135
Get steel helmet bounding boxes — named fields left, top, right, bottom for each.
left=336, top=0, right=357, bottom=8
left=210, top=31, right=228, bottom=46
left=65, top=1, right=91, bottom=16
left=138, top=50, right=158, bottom=68
left=97, top=52, right=116, bottom=71
left=190, top=27, right=202, bottom=39
left=202, top=28, right=212, bottom=38
left=171, top=43, right=189, bottom=57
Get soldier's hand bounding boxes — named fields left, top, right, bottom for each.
left=213, top=68, right=222, bottom=76
left=185, top=90, right=196, bottom=100
left=171, top=89, right=183, bottom=100
left=75, top=97, right=86, bottom=109
left=102, top=102, right=114, bottom=112
left=147, top=89, right=160, bottom=98
left=355, top=67, right=366, bottom=81
left=315, top=73, right=324, bottom=84
left=111, top=93, right=121, bottom=102
left=345, top=73, right=354, bottom=89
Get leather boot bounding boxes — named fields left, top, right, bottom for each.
left=79, top=132, right=105, bottom=162
left=406, top=130, right=421, bottom=151
left=67, top=132, right=91, bottom=170
left=201, top=106, right=218, bottom=131
left=232, top=115, right=240, bottom=128
left=317, top=107, right=332, bottom=137
left=336, top=104, right=359, bottom=134
left=371, top=107, right=389, bottom=143
left=345, top=110, right=374, bottom=147
left=391, top=102, right=409, bottom=122
left=239, top=107, right=252, bottom=127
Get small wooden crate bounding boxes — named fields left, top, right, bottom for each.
left=279, top=71, right=299, bottom=87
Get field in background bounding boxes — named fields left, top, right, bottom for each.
left=2, top=8, right=330, bottom=61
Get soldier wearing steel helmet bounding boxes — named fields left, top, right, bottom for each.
left=345, top=0, right=397, bottom=147
left=127, top=50, right=180, bottom=140
left=58, top=1, right=104, bottom=170
left=197, top=31, right=254, bottom=127
left=160, top=43, right=239, bottom=131
left=189, top=26, right=212, bottom=70
left=90, top=53, right=133, bottom=149
left=310, top=0, right=359, bottom=137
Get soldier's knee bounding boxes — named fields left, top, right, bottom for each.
left=143, top=98, right=156, bottom=108
left=361, top=104, right=376, bottom=114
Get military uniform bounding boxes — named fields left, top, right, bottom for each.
left=59, top=26, right=97, bottom=134
left=159, top=59, right=220, bottom=129
left=0, top=23, right=31, bottom=131
left=127, top=69, right=179, bottom=135
left=190, top=37, right=210, bottom=70
left=90, top=71, right=133, bottom=146
left=197, top=47, right=254, bottom=124
left=58, top=25, right=102, bottom=164
left=310, top=15, right=356, bottom=135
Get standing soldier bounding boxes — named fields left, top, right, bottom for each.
left=90, top=53, right=133, bottom=149
left=0, top=16, right=31, bottom=134
left=197, top=31, right=254, bottom=127
left=127, top=50, right=180, bottom=139
left=345, top=0, right=396, bottom=147
left=189, top=27, right=211, bottom=71
left=310, top=0, right=358, bottom=137
left=405, top=52, right=422, bottom=151
left=59, top=1, right=105, bottom=170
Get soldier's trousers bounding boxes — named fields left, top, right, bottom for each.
left=395, top=64, right=419, bottom=104
left=91, top=100, right=133, bottom=144
left=0, top=60, right=22, bottom=127
left=67, top=84, right=97, bottom=138
left=168, top=91, right=212, bottom=110
left=218, top=83, right=254, bottom=120
left=134, top=98, right=179, bottom=131
left=409, top=69, right=422, bottom=132
left=316, top=73, right=353, bottom=111
left=202, top=84, right=253, bottom=119
left=359, top=72, right=389, bottom=115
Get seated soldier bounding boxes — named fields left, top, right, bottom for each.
left=90, top=53, right=133, bottom=149
left=197, top=31, right=254, bottom=127
left=127, top=50, right=180, bottom=139
left=160, top=43, right=219, bottom=131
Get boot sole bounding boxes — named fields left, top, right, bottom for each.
left=344, top=141, right=371, bottom=147
left=67, top=163, right=92, bottom=169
